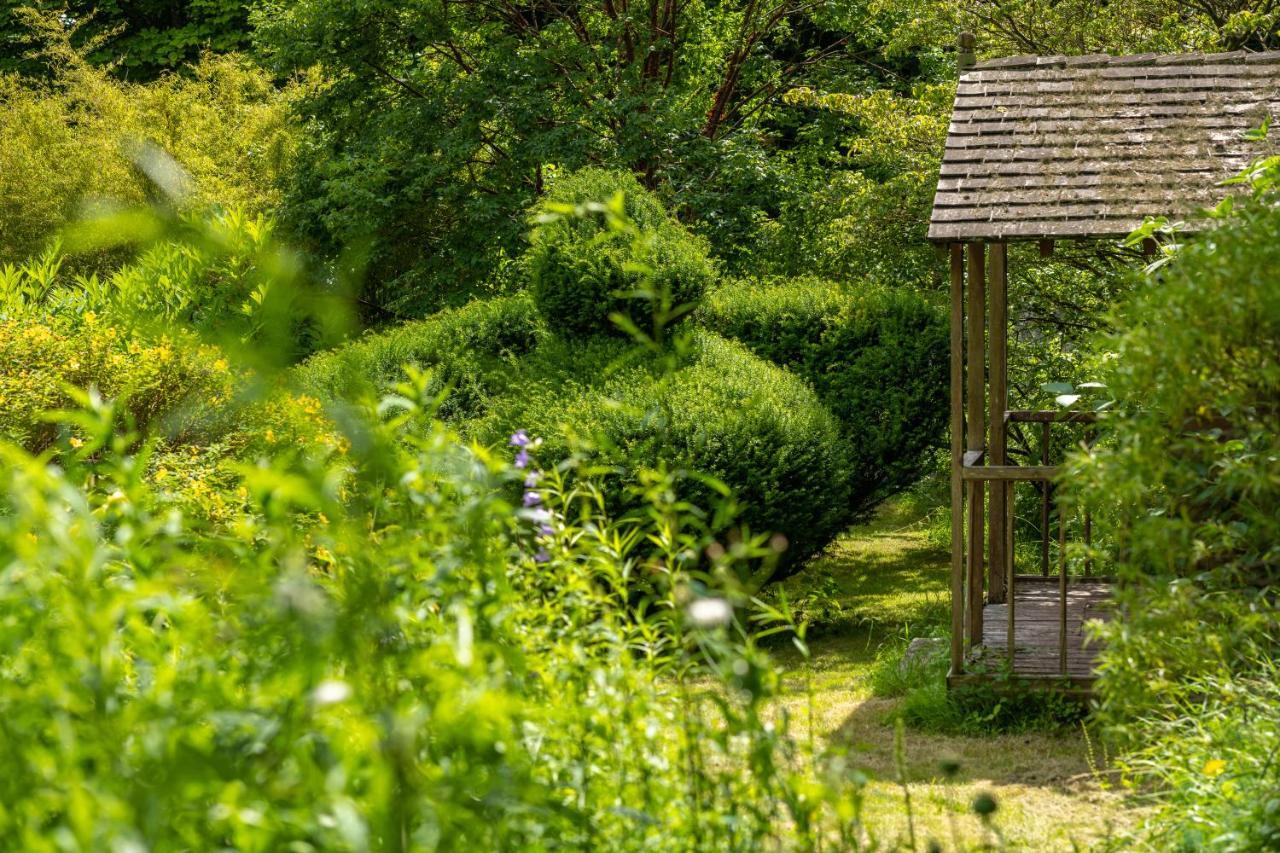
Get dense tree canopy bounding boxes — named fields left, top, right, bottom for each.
left=1, top=0, right=250, bottom=77
left=250, top=0, right=951, bottom=315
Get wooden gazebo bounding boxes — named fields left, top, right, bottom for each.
left=931, top=38, right=1280, bottom=692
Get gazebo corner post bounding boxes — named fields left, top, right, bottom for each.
left=949, top=242, right=966, bottom=675
left=965, top=241, right=986, bottom=651
left=988, top=241, right=1011, bottom=661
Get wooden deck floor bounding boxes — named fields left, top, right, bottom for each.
left=971, top=578, right=1113, bottom=682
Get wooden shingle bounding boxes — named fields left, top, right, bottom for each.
left=928, top=51, right=1280, bottom=242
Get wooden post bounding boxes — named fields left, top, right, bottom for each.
left=988, top=242, right=1011, bottom=659
left=1040, top=422, right=1051, bottom=576
left=1059, top=500, right=1068, bottom=676
left=966, top=242, right=986, bottom=650
left=949, top=244, right=966, bottom=674
left=989, top=243, right=1008, bottom=605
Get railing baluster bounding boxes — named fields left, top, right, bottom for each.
left=1040, top=421, right=1051, bottom=577
left=1059, top=500, right=1068, bottom=677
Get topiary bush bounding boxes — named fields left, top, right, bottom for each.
left=296, top=293, right=546, bottom=420
left=478, top=331, right=852, bottom=573
left=698, top=276, right=947, bottom=514
left=526, top=168, right=716, bottom=339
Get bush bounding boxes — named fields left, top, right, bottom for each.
left=0, top=40, right=297, bottom=270
left=0, top=314, right=231, bottom=452
left=699, top=276, right=947, bottom=513
left=1063, top=195, right=1280, bottom=846
left=481, top=331, right=852, bottom=572
left=527, top=168, right=716, bottom=338
left=297, top=293, right=546, bottom=420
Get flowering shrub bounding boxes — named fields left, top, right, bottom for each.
left=0, top=313, right=230, bottom=451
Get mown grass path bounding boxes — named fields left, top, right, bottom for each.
left=771, top=505, right=1147, bottom=850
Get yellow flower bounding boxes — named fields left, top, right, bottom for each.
left=69, top=437, right=84, bottom=448
left=1203, top=759, right=1227, bottom=777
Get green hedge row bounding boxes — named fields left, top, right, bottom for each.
left=474, top=331, right=852, bottom=573
left=698, top=276, right=947, bottom=514
left=296, top=293, right=546, bottom=419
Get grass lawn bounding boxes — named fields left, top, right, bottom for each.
left=769, top=500, right=1149, bottom=850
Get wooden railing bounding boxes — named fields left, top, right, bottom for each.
left=951, top=408, right=1102, bottom=680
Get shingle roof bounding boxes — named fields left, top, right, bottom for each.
left=928, top=50, right=1280, bottom=242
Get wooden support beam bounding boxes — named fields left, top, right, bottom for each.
left=989, top=242, right=1008, bottom=607
left=962, top=465, right=1059, bottom=482
left=966, top=241, right=986, bottom=650
left=1006, top=410, right=1099, bottom=424
left=1038, top=239, right=1055, bottom=258
left=949, top=243, right=966, bottom=674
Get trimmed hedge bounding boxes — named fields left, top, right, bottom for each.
left=481, top=331, right=852, bottom=572
left=527, top=168, right=716, bottom=339
left=698, top=276, right=947, bottom=513
left=296, top=294, right=546, bottom=419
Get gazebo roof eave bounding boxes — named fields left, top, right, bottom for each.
left=925, top=220, right=1212, bottom=244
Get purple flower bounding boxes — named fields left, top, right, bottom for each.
left=514, top=448, right=530, bottom=469
left=534, top=549, right=550, bottom=564
left=523, top=490, right=541, bottom=507
left=539, top=523, right=554, bottom=537
left=524, top=472, right=541, bottom=488
left=509, top=430, right=530, bottom=448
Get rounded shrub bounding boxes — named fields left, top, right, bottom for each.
left=526, top=168, right=716, bottom=338
left=698, top=276, right=947, bottom=513
left=484, top=331, right=852, bottom=572
left=296, top=293, right=545, bottom=420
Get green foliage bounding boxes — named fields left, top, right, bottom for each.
left=0, top=200, right=912, bottom=847
left=764, top=84, right=953, bottom=286
left=1062, top=185, right=1280, bottom=847
left=1118, top=662, right=1280, bottom=850
left=297, top=293, right=546, bottom=420
left=528, top=169, right=715, bottom=339
left=2, top=0, right=251, bottom=78
left=250, top=0, right=948, bottom=314
left=699, top=276, right=947, bottom=511
left=0, top=313, right=230, bottom=452
left=479, top=331, right=852, bottom=573
left=0, top=29, right=297, bottom=269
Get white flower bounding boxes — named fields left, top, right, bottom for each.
left=313, top=679, right=351, bottom=706
left=688, top=597, right=733, bottom=628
